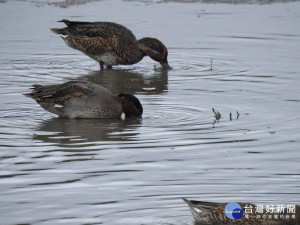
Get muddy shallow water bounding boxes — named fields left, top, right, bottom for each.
left=0, top=0, right=300, bottom=224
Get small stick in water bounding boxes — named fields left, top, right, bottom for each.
left=212, top=108, right=221, bottom=120
left=236, top=110, right=240, bottom=119
left=210, top=58, right=213, bottom=71
left=229, top=112, right=232, bottom=121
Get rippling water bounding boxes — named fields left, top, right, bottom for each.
left=0, top=1, right=300, bottom=224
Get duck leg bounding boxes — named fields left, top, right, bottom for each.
left=99, top=61, right=104, bottom=70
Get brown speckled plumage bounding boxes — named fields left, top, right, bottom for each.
left=183, top=198, right=300, bottom=225
left=51, top=19, right=171, bottom=69
left=24, top=81, right=143, bottom=119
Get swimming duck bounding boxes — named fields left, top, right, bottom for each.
left=51, top=19, right=171, bottom=70
left=24, top=81, right=143, bottom=119
left=182, top=198, right=299, bottom=225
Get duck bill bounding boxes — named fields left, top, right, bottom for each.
left=160, top=61, right=172, bottom=70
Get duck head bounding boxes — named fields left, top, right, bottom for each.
left=118, top=94, right=143, bottom=117
left=138, top=38, right=171, bottom=70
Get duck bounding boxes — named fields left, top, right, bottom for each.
left=51, top=19, right=171, bottom=70
left=24, top=81, right=143, bottom=119
left=182, top=198, right=299, bottom=225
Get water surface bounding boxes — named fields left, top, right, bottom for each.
left=0, top=1, right=300, bottom=224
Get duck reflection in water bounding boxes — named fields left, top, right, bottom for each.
left=80, top=68, right=168, bottom=95
left=32, top=117, right=142, bottom=145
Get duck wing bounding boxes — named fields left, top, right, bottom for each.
left=59, top=19, right=137, bottom=40
left=52, top=20, right=139, bottom=58
left=24, top=81, right=93, bottom=106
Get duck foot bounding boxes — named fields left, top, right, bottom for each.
left=99, top=62, right=113, bottom=70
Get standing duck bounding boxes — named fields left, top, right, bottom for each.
left=24, top=81, right=143, bottom=119
left=183, top=198, right=299, bottom=225
left=51, top=19, right=171, bottom=70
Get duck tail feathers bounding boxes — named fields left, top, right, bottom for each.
left=50, top=28, right=69, bottom=39
left=50, top=28, right=60, bottom=34
left=58, top=19, right=71, bottom=26
left=23, top=92, right=34, bottom=98
left=182, top=198, right=190, bottom=204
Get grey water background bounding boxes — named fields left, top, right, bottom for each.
left=0, top=0, right=300, bottom=224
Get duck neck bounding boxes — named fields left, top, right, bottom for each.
left=120, top=46, right=145, bottom=65
left=137, top=39, right=151, bottom=57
